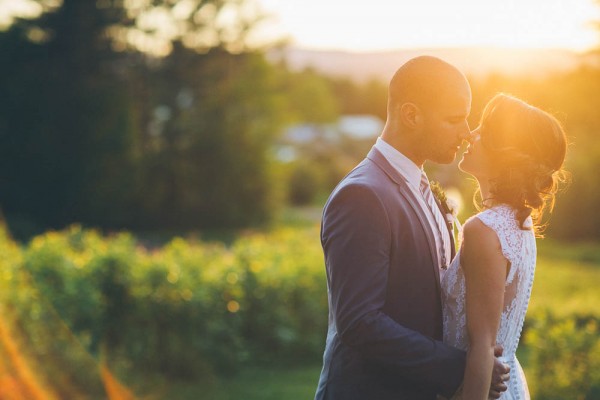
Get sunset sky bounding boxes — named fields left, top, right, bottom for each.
left=253, top=0, right=600, bottom=52
left=1, top=0, right=598, bottom=53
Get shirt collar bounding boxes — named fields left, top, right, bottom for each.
left=374, top=137, right=422, bottom=191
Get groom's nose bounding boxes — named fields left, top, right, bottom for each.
left=458, top=125, right=471, bottom=142
left=467, top=131, right=476, bottom=143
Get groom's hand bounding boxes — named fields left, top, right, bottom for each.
left=489, top=345, right=510, bottom=399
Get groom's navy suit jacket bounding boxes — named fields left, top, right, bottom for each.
left=315, top=147, right=466, bottom=400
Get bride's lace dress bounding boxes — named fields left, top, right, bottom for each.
left=441, top=205, right=535, bottom=400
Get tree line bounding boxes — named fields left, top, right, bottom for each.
left=0, top=0, right=598, bottom=240
left=0, top=0, right=286, bottom=236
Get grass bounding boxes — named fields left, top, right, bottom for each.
left=161, top=365, right=321, bottom=400
left=530, top=245, right=600, bottom=317
left=537, top=238, right=600, bottom=264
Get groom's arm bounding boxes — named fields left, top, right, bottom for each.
left=322, top=183, right=465, bottom=397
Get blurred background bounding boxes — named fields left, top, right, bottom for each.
left=0, top=0, right=599, bottom=399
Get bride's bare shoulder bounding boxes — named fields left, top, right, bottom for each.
left=461, top=217, right=505, bottom=266
left=463, top=216, right=494, bottom=236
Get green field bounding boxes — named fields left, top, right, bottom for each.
left=530, top=240, right=600, bottom=317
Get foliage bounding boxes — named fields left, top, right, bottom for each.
left=528, top=253, right=600, bottom=317
left=287, top=161, right=327, bottom=205
left=526, top=313, right=600, bottom=400
left=277, top=63, right=600, bottom=235
left=280, top=67, right=340, bottom=124
left=132, top=47, right=285, bottom=229
left=523, top=252, right=600, bottom=398
left=280, top=134, right=374, bottom=207
left=2, top=1, right=600, bottom=241
left=329, top=77, right=387, bottom=120
left=0, top=0, right=287, bottom=236
left=1, top=224, right=600, bottom=398
left=0, top=224, right=326, bottom=395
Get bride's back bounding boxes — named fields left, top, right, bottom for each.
left=442, top=204, right=536, bottom=355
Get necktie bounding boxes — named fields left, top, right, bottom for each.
left=420, top=172, right=451, bottom=269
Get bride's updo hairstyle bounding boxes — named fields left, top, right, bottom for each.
left=478, top=93, right=568, bottom=236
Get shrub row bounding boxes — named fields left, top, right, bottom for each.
left=0, top=225, right=598, bottom=399
left=0, top=225, right=327, bottom=385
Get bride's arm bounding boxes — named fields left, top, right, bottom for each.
left=460, top=218, right=507, bottom=400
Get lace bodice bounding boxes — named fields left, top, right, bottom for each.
left=441, top=204, right=536, bottom=359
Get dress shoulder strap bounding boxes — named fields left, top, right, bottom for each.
left=474, top=205, right=529, bottom=284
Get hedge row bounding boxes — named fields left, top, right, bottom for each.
left=0, top=225, right=598, bottom=398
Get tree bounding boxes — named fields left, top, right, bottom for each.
left=0, top=0, right=137, bottom=235
left=133, top=44, right=285, bottom=229
left=0, top=0, right=286, bottom=235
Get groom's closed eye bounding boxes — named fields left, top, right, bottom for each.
left=448, top=116, right=467, bottom=125
left=449, top=118, right=462, bottom=123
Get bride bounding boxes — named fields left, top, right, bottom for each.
left=441, top=93, right=568, bottom=399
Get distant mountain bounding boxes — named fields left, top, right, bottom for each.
left=267, top=46, right=597, bottom=82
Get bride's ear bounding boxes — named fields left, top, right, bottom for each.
left=399, top=102, right=421, bottom=128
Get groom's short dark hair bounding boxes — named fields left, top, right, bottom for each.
left=388, top=56, right=467, bottom=112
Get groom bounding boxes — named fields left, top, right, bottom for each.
left=315, top=56, right=509, bottom=399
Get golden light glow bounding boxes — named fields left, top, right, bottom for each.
left=0, top=0, right=41, bottom=29
left=227, top=300, right=240, bottom=313
left=255, top=0, right=600, bottom=52
left=3, top=0, right=597, bottom=54
left=226, top=272, right=239, bottom=284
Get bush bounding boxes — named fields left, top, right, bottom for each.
left=0, top=224, right=327, bottom=388
left=3, top=224, right=600, bottom=399
left=288, top=162, right=323, bottom=205
left=526, top=312, right=600, bottom=399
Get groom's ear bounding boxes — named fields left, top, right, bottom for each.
left=399, top=102, right=421, bottom=128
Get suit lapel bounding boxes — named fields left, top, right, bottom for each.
left=366, top=148, right=442, bottom=291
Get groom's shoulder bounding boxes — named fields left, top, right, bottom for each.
left=325, top=159, right=390, bottom=207
left=343, top=157, right=389, bottom=186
